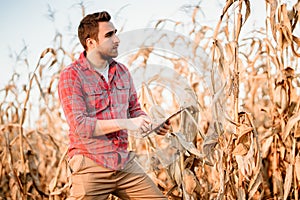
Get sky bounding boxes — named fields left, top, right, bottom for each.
left=0, top=0, right=270, bottom=88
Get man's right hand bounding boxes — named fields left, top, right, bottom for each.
left=126, top=116, right=151, bottom=133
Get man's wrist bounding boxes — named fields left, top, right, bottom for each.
left=116, top=118, right=128, bottom=130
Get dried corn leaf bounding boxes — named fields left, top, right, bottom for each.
left=283, top=111, right=300, bottom=141
left=172, top=160, right=182, bottom=186
left=232, top=143, right=248, bottom=156
left=221, top=0, right=236, bottom=21
left=213, top=40, right=225, bottom=78
left=237, top=125, right=253, bottom=142
left=291, top=35, right=300, bottom=57
left=182, top=169, right=197, bottom=195
left=235, top=13, right=242, bottom=40
left=172, top=132, right=205, bottom=159
left=274, top=84, right=288, bottom=112
left=295, top=154, right=300, bottom=183
left=295, top=126, right=300, bottom=138
left=243, top=0, right=251, bottom=24
left=192, top=6, right=199, bottom=24
left=39, top=48, right=56, bottom=59
left=235, top=134, right=255, bottom=178
left=237, top=187, right=246, bottom=200
left=261, top=136, right=273, bottom=158
left=283, top=164, right=293, bottom=200
left=267, top=0, right=278, bottom=40
left=273, top=169, right=284, bottom=197
left=248, top=172, right=262, bottom=199
left=202, top=130, right=218, bottom=158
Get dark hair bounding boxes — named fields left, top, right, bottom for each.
left=78, top=11, right=111, bottom=50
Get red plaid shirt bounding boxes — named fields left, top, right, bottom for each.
left=58, top=52, right=146, bottom=170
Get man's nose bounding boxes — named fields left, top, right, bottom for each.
left=113, top=34, right=120, bottom=43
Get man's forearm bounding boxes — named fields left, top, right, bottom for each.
left=94, top=119, right=128, bottom=136
left=93, top=115, right=152, bottom=137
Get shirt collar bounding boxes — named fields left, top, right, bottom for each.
left=76, top=51, right=118, bottom=71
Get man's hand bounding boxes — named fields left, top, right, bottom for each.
left=126, top=115, right=151, bottom=133
left=126, top=116, right=172, bottom=136
left=154, top=119, right=171, bottom=136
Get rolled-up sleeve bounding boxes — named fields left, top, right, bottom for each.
left=58, top=67, right=96, bottom=138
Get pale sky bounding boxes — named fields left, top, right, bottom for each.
left=0, top=0, right=269, bottom=88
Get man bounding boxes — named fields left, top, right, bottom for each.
left=58, top=11, right=170, bottom=199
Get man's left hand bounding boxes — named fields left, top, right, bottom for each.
left=155, top=119, right=171, bottom=136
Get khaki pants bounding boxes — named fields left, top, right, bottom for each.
left=67, top=155, right=167, bottom=200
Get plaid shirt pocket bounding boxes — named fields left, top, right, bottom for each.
left=85, top=87, right=109, bottom=115
left=113, top=81, right=130, bottom=116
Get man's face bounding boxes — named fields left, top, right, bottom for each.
left=90, top=21, right=120, bottom=59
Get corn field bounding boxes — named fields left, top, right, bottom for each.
left=1, top=0, right=300, bottom=199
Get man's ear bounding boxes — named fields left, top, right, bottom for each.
left=86, top=38, right=96, bottom=50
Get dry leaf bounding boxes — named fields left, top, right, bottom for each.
left=173, top=132, right=205, bottom=159
left=295, top=154, right=300, bottom=185
left=283, top=164, right=293, bottom=200
left=283, top=112, right=300, bottom=141
left=232, top=143, right=249, bottom=156
left=261, top=136, right=274, bottom=158
left=182, top=169, right=197, bottom=195
left=248, top=172, right=262, bottom=199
